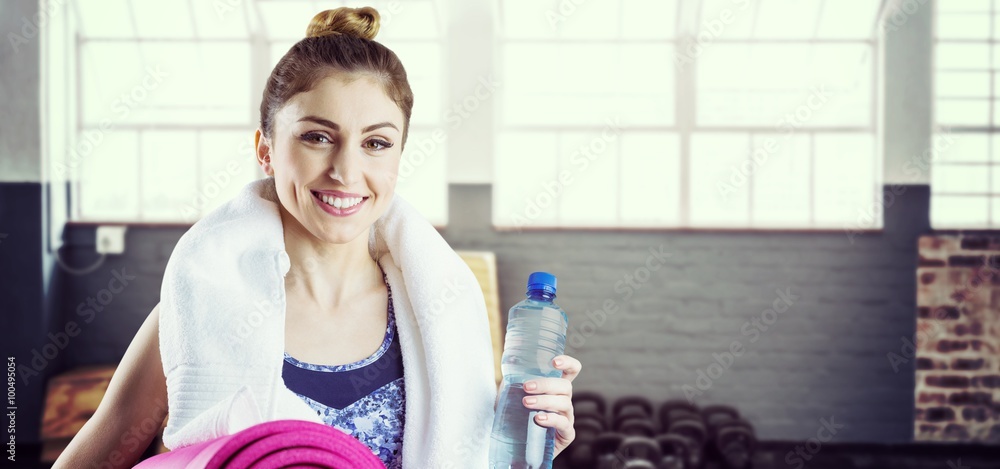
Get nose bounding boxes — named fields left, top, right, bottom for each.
left=326, top=142, right=362, bottom=186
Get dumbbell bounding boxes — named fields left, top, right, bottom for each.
left=655, top=434, right=691, bottom=469
left=659, top=400, right=702, bottom=431
left=578, top=416, right=607, bottom=439
left=700, top=405, right=739, bottom=428
left=667, top=419, right=708, bottom=469
left=562, top=416, right=605, bottom=469
left=715, top=425, right=757, bottom=469
left=623, top=461, right=657, bottom=469
left=612, top=396, right=655, bottom=432
left=619, top=418, right=657, bottom=438
left=699, top=405, right=754, bottom=468
left=592, top=432, right=626, bottom=469
left=705, top=414, right=756, bottom=469
left=619, top=436, right=662, bottom=464
left=573, top=391, right=608, bottom=420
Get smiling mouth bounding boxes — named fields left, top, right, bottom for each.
left=311, top=191, right=368, bottom=209
left=310, top=190, right=370, bottom=217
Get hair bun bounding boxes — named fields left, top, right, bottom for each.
left=306, top=6, right=380, bottom=40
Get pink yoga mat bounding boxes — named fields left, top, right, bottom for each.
left=134, top=419, right=387, bottom=469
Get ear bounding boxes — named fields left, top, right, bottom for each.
left=255, top=129, right=273, bottom=177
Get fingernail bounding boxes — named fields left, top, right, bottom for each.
left=536, top=413, right=548, bottom=421
left=524, top=397, right=537, bottom=405
left=524, top=381, right=537, bottom=391
left=554, top=358, right=563, bottom=367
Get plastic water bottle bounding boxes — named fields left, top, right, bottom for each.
left=489, top=272, right=569, bottom=469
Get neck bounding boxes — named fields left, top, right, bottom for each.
left=279, top=206, right=383, bottom=308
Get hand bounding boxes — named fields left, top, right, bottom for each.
left=522, top=354, right=582, bottom=459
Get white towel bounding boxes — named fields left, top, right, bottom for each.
left=158, top=176, right=498, bottom=467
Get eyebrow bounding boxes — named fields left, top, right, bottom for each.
left=297, top=116, right=399, bottom=133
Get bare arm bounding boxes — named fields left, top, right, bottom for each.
left=53, top=303, right=168, bottom=469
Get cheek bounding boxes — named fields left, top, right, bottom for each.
left=385, top=155, right=402, bottom=185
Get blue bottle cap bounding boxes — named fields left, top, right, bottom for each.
left=526, top=271, right=557, bottom=295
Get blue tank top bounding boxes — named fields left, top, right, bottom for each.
left=282, top=267, right=405, bottom=468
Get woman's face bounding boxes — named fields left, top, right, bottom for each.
left=257, top=73, right=404, bottom=245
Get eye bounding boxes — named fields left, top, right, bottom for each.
left=300, top=132, right=332, bottom=144
left=365, top=138, right=393, bottom=151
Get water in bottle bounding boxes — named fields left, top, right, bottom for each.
left=489, top=272, right=569, bottom=469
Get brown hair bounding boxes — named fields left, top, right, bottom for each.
left=259, top=7, right=414, bottom=146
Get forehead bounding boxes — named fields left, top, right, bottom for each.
left=279, top=73, right=403, bottom=129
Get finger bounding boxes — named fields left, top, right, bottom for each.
left=534, top=411, right=575, bottom=441
left=523, top=394, right=574, bottom=417
left=523, top=377, right=572, bottom=396
left=553, top=355, right=582, bottom=383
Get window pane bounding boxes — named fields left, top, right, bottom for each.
left=935, top=72, right=991, bottom=98
left=396, top=128, right=448, bottom=225
left=502, top=44, right=673, bottom=126
left=80, top=42, right=251, bottom=126
left=193, top=131, right=262, bottom=221
left=931, top=196, right=990, bottom=228
left=622, top=0, right=676, bottom=40
left=141, top=131, right=199, bottom=221
left=933, top=133, right=989, bottom=163
left=937, top=0, right=991, bottom=13
left=932, top=165, right=990, bottom=194
left=817, top=0, right=880, bottom=39
left=937, top=14, right=991, bottom=40
left=381, top=43, right=442, bottom=126
left=751, top=134, right=811, bottom=228
left=130, top=0, right=196, bottom=38
left=937, top=43, right=990, bottom=69
left=620, top=132, right=681, bottom=226
left=554, top=0, right=621, bottom=40
left=500, top=0, right=559, bottom=39
left=258, top=1, right=326, bottom=40
left=76, top=0, right=135, bottom=38
left=494, top=131, right=559, bottom=227
left=558, top=130, right=619, bottom=226
left=501, top=0, right=623, bottom=40
left=689, top=133, right=751, bottom=227
left=698, top=44, right=870, bottom=126
left=813, top=133, right=878, bottom=227
left=79, top=131, right=139, bottom=220
left=191, top=0, right=250, bottom=39
left=698, top=0, right=756, bottom=40
left=754, top=0, right=822, bottom=39
left=936, top=99, right=990, bottom=127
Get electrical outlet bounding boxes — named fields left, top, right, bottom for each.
left=96, top=225, right=127, bottom=254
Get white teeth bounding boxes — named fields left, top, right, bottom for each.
left=316, top=192, right=364, bottom=210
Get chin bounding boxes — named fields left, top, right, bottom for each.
left=313, top=223, right=369, bottom=245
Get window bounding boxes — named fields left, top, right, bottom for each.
left=52, top=0, right=448, bottom=224
left=932, top=0, right=999, bottom=228
left=493, top=0, right=883, bottom=229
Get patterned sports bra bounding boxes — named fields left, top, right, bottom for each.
left=281, top=266, right=406, bottom=468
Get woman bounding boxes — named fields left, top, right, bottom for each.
left=55, top=6, right=581, bottom=468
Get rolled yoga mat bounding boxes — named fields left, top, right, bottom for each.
left=134, top=419, right=387, bottom=469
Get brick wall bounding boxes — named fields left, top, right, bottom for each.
left=915, top=235, right=1000, bottom=443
